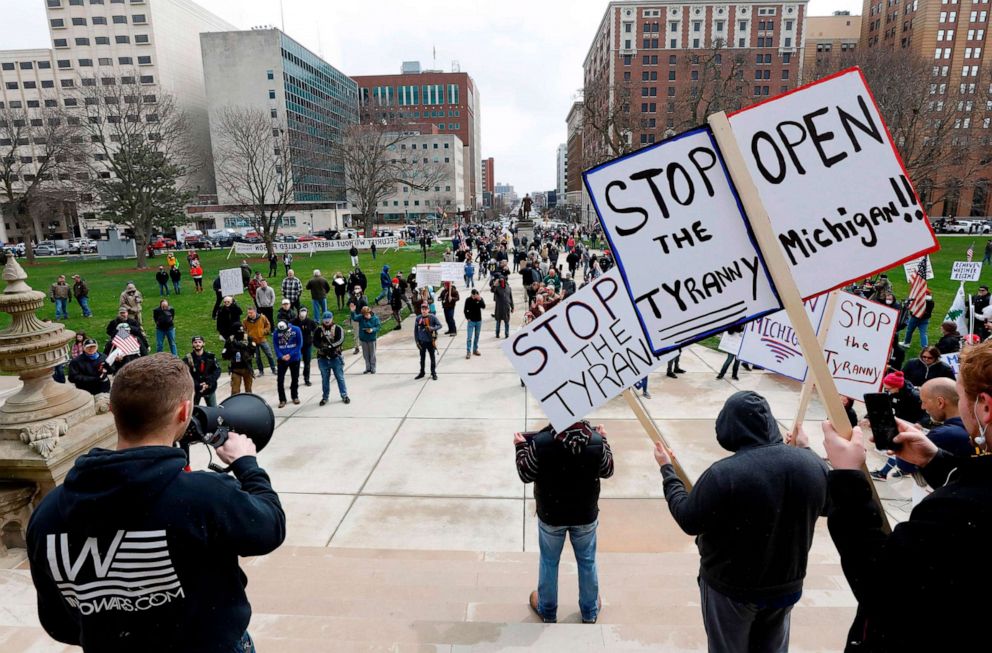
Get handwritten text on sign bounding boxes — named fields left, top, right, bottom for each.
left=415, top=265, right=443, bottom=288
left=736, top=294, right=830, bottom=382
left=584, top=127, right=781, bottom=355
left=740, top=292, right=897, bottom=398
left=219, top=268, right=244, bottom=298
left=727, top=68, right=938, bottom=299
left=951, top=261, right=982, bottom=282
left=903, top=256, right=934, bottom=282
left=502, top=267, right=675, bottom=431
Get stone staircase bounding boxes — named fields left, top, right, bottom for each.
left=0, top=530, right=856, bottom=652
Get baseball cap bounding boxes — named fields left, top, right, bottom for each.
left=277, top=321, right=288, bottom=331
left=83, top=338, right=98, bottom=347
left=322, top=311, right=334, bottom=320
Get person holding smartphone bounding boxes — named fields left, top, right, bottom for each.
left=821, top=339, right=992, bottom=652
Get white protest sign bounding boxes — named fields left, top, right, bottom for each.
left=219, top=268, right=244, bottom=297
left=503, top=267, right=676, bottom=431
left=441, top=261, right=465, bottom=283
left=823, top=293, right=899, bottom=398
left=737, top=294, right=830, bottom=382
left=903, top=256, right=934, bottom=282
left=718, top=330, right=743, bottom=354
left=415, top=265, right=442, bottom=288
left=232, top=237, right=399, bottom=255
left=584, top=127, right=781, bottom=355
left=951, top=261, right=982, bottom=282
left=942, top=352, right=961, bottom=376
left=726, top=67, right=938, bottom=300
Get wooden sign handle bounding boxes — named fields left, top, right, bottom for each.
left=622, top=388, right=693, bottom=490
left=708, top=112, right=890, bottom=534
left=791, top=291, right=841, bottom=439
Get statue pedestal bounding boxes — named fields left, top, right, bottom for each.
left=0, top=411, right=116, bottom=497
left=516, top=220, right=535, bottom=244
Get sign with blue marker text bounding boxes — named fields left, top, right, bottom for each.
left=726, top=67, right=939, bottom=299
left=583, top=127, right=782, bottom=355
left=736, top=294, right=830, bottom=382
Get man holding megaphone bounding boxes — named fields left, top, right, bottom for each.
left=25, top=353, right=285, bottom=653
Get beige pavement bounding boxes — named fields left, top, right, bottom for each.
left=0, top=271, right=910, bottom=651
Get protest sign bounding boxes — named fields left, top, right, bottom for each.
left=726, top=67, right=938, bottom=300
left=942, top=352, right=961, bottom=376
left=951, top=261, right=982, bottom=282
left=823, top=293, right=899, bottom=398
left=902, top=255, right=934, bottom=282
left=441, top=261, right=465, bottom=283
left=502, top=267, right=675, bottom=431
left=718, top=329, right=743, bottom=355
left=415, top=265, right=442, bottom=288
left=583, top=127, right=781, bottom=355
left=233, top=237, right=399, bottom=255
left=739, top=292, right=896, bottom=397
left=737, top=294, right=830, bottom=382
left=219, top=268, right=244, bottom=297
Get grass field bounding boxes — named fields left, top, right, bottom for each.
left=2, top=244, right=446, bottom=358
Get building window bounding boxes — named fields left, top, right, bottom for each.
left=57, top=59, right=71, bottom=68
left=135, top=34, right=149, bottom=43
left=50, top=18, right=65, bottom=28
left=92, top=16, right=107, bottom=24
left=119, top=56, right=133, bottom=64
left=54, top=39, right=68, bottom=47
left=38, top=61, right=51, bottom=69
left=266, top=70, right=274, bottom=80
left=132, top=14, right=147, bottom=23
left=268, top=90, right=276, bottom=99
left=137, top=56, right=151, bottom=65
left=113, top=15, right=127, bottom=23
left=116, top=36, right=130, bottom=44
left=95, top=36, right=110, bottom=45
left=71, top=17, right=86, bottom=25
left=75, top=37, right=90, bottom=46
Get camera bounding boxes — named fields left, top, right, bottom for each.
left=180, top=393, right=276, bottom=471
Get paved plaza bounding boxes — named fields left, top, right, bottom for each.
left=0, top=278, right=914, bottom=651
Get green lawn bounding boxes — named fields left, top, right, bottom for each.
left=3, top=244, right=445, bottom=358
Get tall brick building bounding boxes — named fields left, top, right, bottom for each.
left=802, top=12, right=862, bottom=82
left=352, top=63, right=481, bottom=213
left=862, top=0, right=992, bottom=217
left=582, top=1, right=807, bottom=165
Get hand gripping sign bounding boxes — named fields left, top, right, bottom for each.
left=583, top=127, right=782, bottom=356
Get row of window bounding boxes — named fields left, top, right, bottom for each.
left=54, top=34, right=153, bottom=48
left=623, top=51, right=792, bottom=67
left=3, top=62, right=150, bottom=89
left=0, top=53, right=147, bottom=73
left=381, top=198, right=455, bottom=208
left=50, top=14, right=146, bottom=28
left=392, top=142, right=452, bottom=150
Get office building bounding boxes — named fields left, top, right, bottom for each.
left=352, top=64, right=481, bottom=212
left=373, top=132, right=464, bottom=223
left=802, top=12, right=862, bottom=81
left=556, top=143, right=567, bottom=200
left=565, top=100, right=585, bottom=209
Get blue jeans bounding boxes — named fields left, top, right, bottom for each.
left=233, top=631, right=255, bottom=653
left=78, top=296, right=92, bottom=317
left=172, top=280, right=181, bottom=294
left=317, top=356, right=347, bottom=400
left=255, top=340, right=276, bottom=373
left=311, top=297, right=327, bottom=318
left=158, top=283, right=169, bottom=296
left=156, top=327, right=177, bottom=355
left=537, top=519, right=599, bottom=622
left=466, top=320, right=481, bottom=353
left=464, top=273, right=474, bottom=288
left=903, top=316, right=930, bottom=347
left=375, top=286, right=392, bottom=303
left=54, top=297, right=68, bottom=319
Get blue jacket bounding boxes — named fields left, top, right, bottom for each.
left=379, top=265, right=391, bottom=289
left=273, top=324, right=303, bottom=361
left=350, top=312, right=381, bottom=342
left=414, top=313, right=442, bottom=345
left=927, top=416, right=973, bottom=457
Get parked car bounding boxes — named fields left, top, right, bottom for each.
left=37, top=240, right=67, bottom=255
left=296, top=235, right=326, bottom=242
left=339, top=229, right=358, bottom=239
left=208, top=234, right=234, bottom=248
left=182, top=235, right=213, bottom=249
left=149, top=236, right=177, bottom=250
left=34, top=245, right=59, bottom=256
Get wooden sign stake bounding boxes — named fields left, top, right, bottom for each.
left=622, top=388, right=693, bottom=489
left=790, top=291, right=840, bottom=439
left=708, top=112, right=890, bottom=533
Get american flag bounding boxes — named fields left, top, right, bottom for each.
left=968, top=242, right=975, bottom=262
left=907, top=257, right=930, bottom=318
left=110, top=334, right=141, bottom=357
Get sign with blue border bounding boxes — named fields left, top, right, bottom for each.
left=584, top=127, right=782, bottom=355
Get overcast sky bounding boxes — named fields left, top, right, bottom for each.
left=1, top=0, right=862, bottom=193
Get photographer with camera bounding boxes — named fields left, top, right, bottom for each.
left=26, top=353, right=285, bottom=652
left=822, top=340, right=992, bottom=651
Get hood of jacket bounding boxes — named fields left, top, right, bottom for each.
left=715, top=390, right=782, bottom=452
left=554, top=422, right=594, bottom=454
left=57, top=446, right=186, bottom=523
left=381, top=265, right=390, bottom=274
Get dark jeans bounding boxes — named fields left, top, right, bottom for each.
left=699, top=578, right=794, bottom=653
left=718, top=353, right=741, bottom=378
left=301, top=344, right=312, bottom=383
left=234, top=631, right=255, bottom=653
left=418, top=343, right=437, bottom=374
left=259, top=306, right=274, bottom=328
left=443, top=306, right=457, bottom=333
left=277, top=358, right=300, bottom=402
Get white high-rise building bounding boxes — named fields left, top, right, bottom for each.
left=0, top=0, right=236, bottom=241
left=374, top=132, right=465, bottom=223
left=556, top=143, right=567, bottom=200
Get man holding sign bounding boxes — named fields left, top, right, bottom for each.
left=654, top=391, right=829, bottom=653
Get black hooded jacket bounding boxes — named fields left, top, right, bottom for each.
left=26, top=447, right=285, bottom=652
left=660, top=391, right=829, bottom=601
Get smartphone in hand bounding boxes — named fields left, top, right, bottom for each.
left=864, top=392, right=900, bottom=451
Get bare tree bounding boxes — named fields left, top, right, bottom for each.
left=810, top=48, right=992, bottom=214
left=212, top=106, right=294, bottom=257
left=671, top=41, right=753, bottom=133
left=341, top=110, right=447, bottom=235
left=76, top=75, right=198, bottom=268
left=582, top=75, right=642, bottom=166
left=0, top=105, right=86, bottom=260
